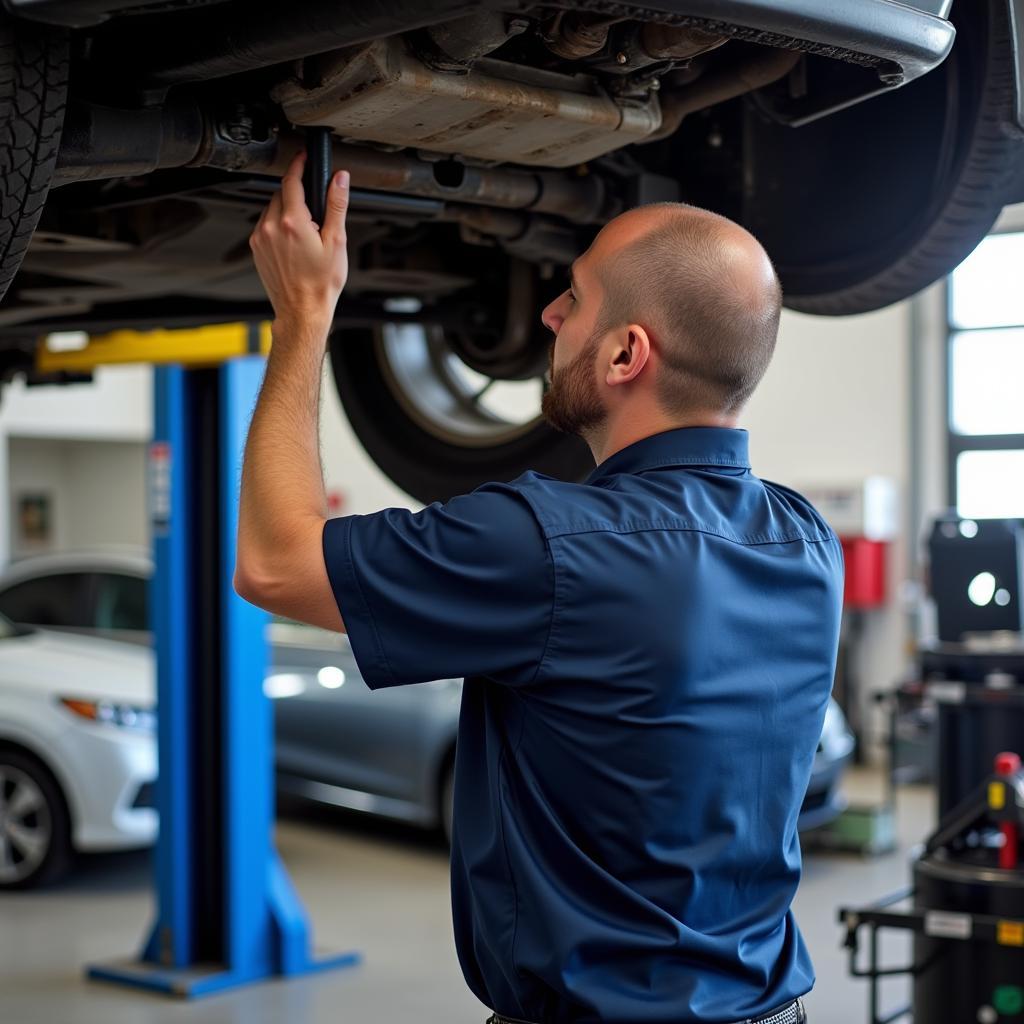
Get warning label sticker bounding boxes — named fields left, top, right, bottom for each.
left=924, top=911, right=972, bottom=940
left=149, top=441, right=172, bottom=536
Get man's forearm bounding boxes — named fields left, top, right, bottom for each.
left=236, top=315, right=331, bottom=584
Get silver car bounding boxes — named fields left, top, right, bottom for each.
left=0, top=611, right=156, bottom=889
left=0, top=549, right=854, bottom=849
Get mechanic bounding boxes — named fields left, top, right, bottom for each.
left=236, top=149, right=843, bottom=1024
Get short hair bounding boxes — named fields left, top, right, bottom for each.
left=591, top=204, right=782, bottom=415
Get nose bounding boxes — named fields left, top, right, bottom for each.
left=541, top=291, right=567, bottom=335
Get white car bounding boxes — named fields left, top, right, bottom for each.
left=0, top=613, right=155, bottom=888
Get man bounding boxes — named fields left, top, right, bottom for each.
left=237, top=150, right=843, bottom=1024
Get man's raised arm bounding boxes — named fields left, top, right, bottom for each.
left=233, top=150, right=351, bottom=633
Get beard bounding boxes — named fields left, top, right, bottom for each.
left=541, top=332, right=606, bottom=438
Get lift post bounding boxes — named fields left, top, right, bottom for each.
left=38, top=327, right=360, bottom=996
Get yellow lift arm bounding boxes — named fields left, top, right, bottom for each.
left=36, top=321, right=272, bottom=373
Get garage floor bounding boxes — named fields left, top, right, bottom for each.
left=0, top=769, right=932, bottom=1024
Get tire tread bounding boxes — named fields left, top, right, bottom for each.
left=0, top=15, right=69, bottom=305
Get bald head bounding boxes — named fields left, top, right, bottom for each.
left=590, top=203, right=782, bottom=416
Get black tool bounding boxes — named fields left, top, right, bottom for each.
left=302, top=126, right=333, bottom=230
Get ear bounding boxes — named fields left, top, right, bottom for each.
left=605, top=325, right=651, bottom=388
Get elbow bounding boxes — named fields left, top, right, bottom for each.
left=232, top=569, right=254, bottom=605
left=233, top=560, right=276, bottom=609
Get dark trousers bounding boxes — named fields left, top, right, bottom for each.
left=486, top=995, right=807, bottom=1024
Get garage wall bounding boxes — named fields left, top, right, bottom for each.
left=0, top=365, right=152, bottom=566
left=0, top=359, right=412, bottom=562
left=0, top=364, right=151, bottom=440
left=6, top=438, right=148, bottom=559
left=5, top=439, right=71, bottom=554
left=64, top=440, right=149, bottom=551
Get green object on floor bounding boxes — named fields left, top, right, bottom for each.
left=809, top=803, right=898, bottom=856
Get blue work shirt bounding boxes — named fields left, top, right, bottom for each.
left=322, top=426, right=844, bottom=1024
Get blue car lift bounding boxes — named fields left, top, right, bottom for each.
left=36, top=326, right=360, bottom=997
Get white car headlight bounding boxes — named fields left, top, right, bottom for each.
left=59, top=697, right=156, bottom=732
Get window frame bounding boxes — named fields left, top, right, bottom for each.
left=946, top=237, right=1024, bottom=513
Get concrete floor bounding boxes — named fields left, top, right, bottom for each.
left=0, top=769, right=933, bottom=1024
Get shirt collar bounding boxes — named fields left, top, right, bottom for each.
left=585, top=427, right=751, bottom=484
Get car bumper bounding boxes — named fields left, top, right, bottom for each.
left=56, top=721, right=157, bottom=852
left=610, top=0, right=955, bottom=86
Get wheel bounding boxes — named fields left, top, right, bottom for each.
left=0, top=749, right=72, bottom=889
left=329, top=322, right=592, bottom=504
left=440, top=759, right=454, bottom=848
left=735, top=0, right=1022, bottom=314
left=0, top=13, right=69, bottom=306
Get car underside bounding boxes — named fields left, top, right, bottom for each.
left=1, top=0, right=1022, bottom=498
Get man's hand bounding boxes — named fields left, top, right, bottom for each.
left=249, top=149, right=351, bottom=330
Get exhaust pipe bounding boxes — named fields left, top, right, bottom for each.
left=52, top=100, right=610, bottom=224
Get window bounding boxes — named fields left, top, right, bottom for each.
left=0, top=573, right=92, bottom=629
left=94, top=573, right=149, bottom=632
left=950, top=329, right=1024, bottom=436
left=947, top=232, right=1024, bottom=517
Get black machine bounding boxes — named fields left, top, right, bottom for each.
left=839, top=745, right=1024, bottom=1024
left=840, top=516, right=1024, bottom=1023
left=928, top=515, right=1024, bottom=643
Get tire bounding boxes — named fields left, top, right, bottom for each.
left=0, top=13, right=69, bottom=305
left=329, top=324, right=592, bottom=505
left=0, top=748, right=73, bottom=889
left=740, top=0, right=1021, bottom=315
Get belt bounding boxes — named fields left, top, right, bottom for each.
left=486, top=996, right=806, bottom=1024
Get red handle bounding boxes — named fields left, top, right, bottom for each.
left=1000, top=823, right=1018, bottom=869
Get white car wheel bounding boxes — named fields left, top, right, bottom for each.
left=0, top=751, right=70, bottom=888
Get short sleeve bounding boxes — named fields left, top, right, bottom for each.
left=321, top=483, right=553, bottom=689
